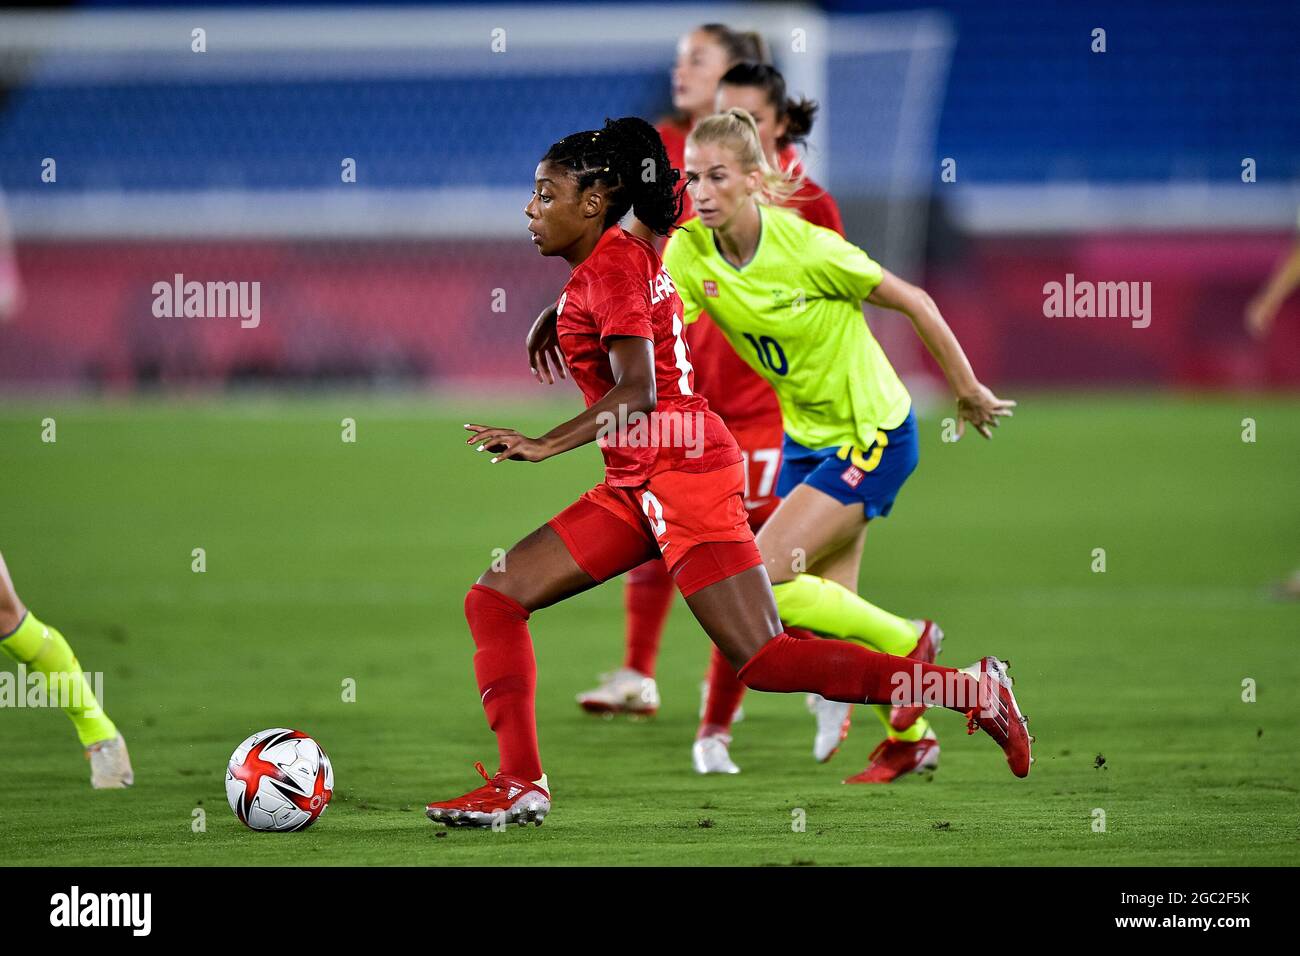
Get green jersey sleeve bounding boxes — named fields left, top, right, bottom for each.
left=802, top=224, right=885, bottom=304
left=663, top=229, right=703, bottom=324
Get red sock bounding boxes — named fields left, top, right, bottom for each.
left=464, top=584, right=542, bottom=781
left=698, top=644, right=747, bottom=737
left=737, top=633, right=979, bottom=711
left=623, top=559, right=674, bottom=677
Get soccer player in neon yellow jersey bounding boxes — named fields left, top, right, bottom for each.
left=663, top=108, right=1016, bottom=783
left=0, top=550, right=133, bottom=788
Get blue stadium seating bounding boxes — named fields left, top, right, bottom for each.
left=1, top=0, right=1295, bottom=192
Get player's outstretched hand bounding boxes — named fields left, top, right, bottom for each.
left=956, top=385, right=1016, bottom=440
left=0, top=273, right=23, bottom=322
left=1244, top=294, right=1279, bottom=340
left=526, top=303, right=566, bottom=384
left=464, top=423, right=552, bottom=463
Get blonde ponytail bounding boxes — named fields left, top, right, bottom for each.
left=688, top=107, right=803, bottom=205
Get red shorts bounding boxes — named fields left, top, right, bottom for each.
left=729, top=421, right=785, bottom=530
left=548, top=461, right=761, bottom=597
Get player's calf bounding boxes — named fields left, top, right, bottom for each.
left=735, top=633, right=1032, bottom=778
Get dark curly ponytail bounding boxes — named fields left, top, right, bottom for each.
left=542, top=116, right=683, bottom=236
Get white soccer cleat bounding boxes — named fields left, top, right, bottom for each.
left=808, top=694, right=853, bottom=763
left=576, top=668, right=660, bottom=716
left=698, top=680, right=744, bottom=723
left=86, top=734, right=134, bottom=789
left=692, top=734, right=740, bottom=774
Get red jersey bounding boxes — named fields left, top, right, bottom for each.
left=658, top=119, right=693, bottom=219
left=556, top=225, right=741, bottom=487
left=786, top=176, right=845, bottom=236
left=659, top=114, right=847, bottom=430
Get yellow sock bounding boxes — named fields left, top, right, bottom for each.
left=773, top=574, right=919, bottom=657
left=884, top=711, right=929, bottom=742
left=1, top=611, right=118, bottom=747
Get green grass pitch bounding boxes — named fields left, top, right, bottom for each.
left=0, top=393, right=1296, bottom=866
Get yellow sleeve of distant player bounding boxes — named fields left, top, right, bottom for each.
left=802, top=222, right=884, bottom=303
left=664, top=227, right=704, bottom=324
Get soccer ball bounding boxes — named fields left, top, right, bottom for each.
left=225, top=728, right=334, bottom=832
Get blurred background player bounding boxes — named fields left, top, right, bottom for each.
left=0, top=186, right=23, bottom=322
left=664, top=109, right=1015, bottom=783
left=1244, top=209, right=1300, bottom=342
left=0, top=550, right=133, bottom=788
left=1244, top=209, right=1300, bottom=598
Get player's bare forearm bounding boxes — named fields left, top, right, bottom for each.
left=526, top=303, right=566, bottom=384
left=1246, top=243, right=1300, bottom=337
left=537, top=335, right=656, bottom=455
left=1257, top=244, right=1300, bottom=305
left=538, top=380, right=654, bottom=456
left=467, top=336, right=656, bottom=462
left=867, top=270, right=979, bottom=397
left=867, top=269, right=1015, bottom=439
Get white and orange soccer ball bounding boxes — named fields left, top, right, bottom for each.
left=225, top=728, right=334, bottom=832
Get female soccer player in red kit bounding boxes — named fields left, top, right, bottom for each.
left=423, top=117, right=1031, bottom=827
left=574, top=25, right=775, bottom=720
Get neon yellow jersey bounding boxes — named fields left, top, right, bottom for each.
left=663, top=204, right=911, bottom=451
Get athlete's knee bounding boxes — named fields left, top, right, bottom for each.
left=0, top=604, right=23, bottom=638
left=765, top=562, right=797, bottom=586
left=464, top=582, right=532, bottom=630
left=735, top=634, right=792, bottom=693
left=472, top=542, right=535, bottom=608
left=754, top=533, right=797, bottom=585
left=0, top=567, right=25, bottom=637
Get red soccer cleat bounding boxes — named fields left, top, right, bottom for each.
left=843, top=729, right=940, bottom=784
left=964, top=657, right=1033, bottom=778
left=888, top=620, right=943, bottom=732
left=425, top=762, right=551, bottom=828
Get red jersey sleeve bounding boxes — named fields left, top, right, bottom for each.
left=802, top=190, right=844, bottom=236
left=790, top=181, right=845, bottom=237
left=574, top=258, right=655, bottom=348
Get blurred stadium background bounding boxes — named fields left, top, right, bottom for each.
left=1, top=0, right=1297, bottom=394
